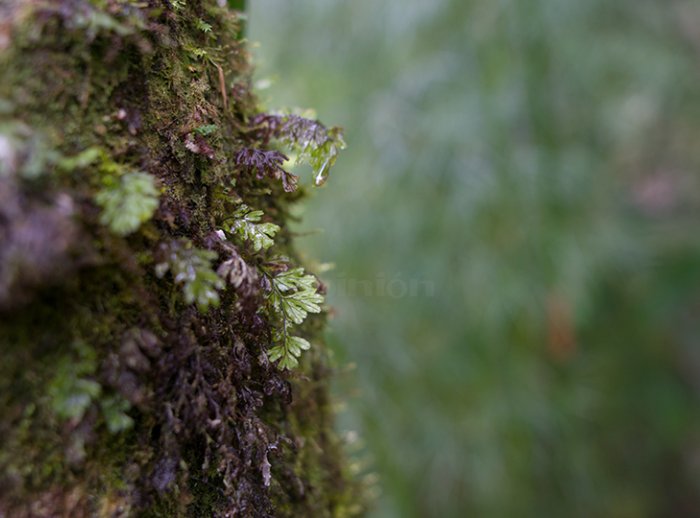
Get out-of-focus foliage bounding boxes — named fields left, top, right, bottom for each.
left=250, top=1, right=700, bottom=516
left=47, top=342, right=134, bottom=434
left=155, top=240, right=224, bottom=312
left=95, top=171, right=159, bottom=236
left=48, top=342, right=101, bottom=422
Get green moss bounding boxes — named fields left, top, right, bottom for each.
left=0, top=0, right=362, bottom=515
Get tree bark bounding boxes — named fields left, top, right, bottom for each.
left=0, top=1, right=359, bottom=516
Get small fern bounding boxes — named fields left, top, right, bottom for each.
left=261, top=264, right=324, bottom=369
left=250, top=113, right=346, bottom=186
left=100, top=395, right=134, bottom=434
left=234, top=147, right=298, bottom=192
left=226, top=204, right=280, bottom=252
left=155, top=240, right=224, bottom=312
left=268, top=334, right=311, bottom=370
left=47, top=342, right=133, bottom=433
left=95, top=171, right=159, bottom=236
left=47, top=342, right=101, bottom=421
left=269, top=267, right=324, bottom=324
left=196, top=18, right=212, bottom=34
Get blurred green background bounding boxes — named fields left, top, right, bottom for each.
left=249, top=1, right=700, bottom=516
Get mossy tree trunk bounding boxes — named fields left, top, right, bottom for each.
left=0, top=1, right=358, bottom=516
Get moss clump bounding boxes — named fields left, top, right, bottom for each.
left=0, top=0, right=360, bottom=515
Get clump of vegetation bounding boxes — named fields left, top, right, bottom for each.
left=0, top=0, right=361, bottom=515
